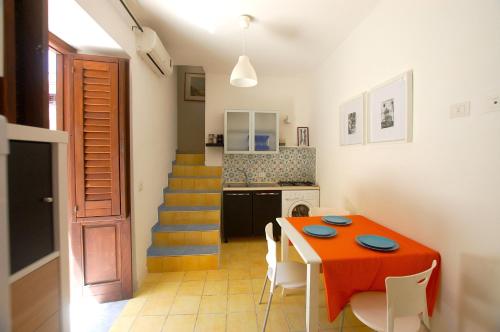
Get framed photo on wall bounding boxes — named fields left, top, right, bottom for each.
left=297, top=127, right=309, bottom=146
left=340, top=93, right=365, bottom=145
left=368, top=70, right=413, bottom=143
left=184, top=72, right=205, bottom=101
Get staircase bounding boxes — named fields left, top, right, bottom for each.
left=147, top=153, right=223, bottom=272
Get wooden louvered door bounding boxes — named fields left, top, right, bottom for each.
left=68, top=55, right=131, bottom=303
left=74, top=60, right=120, bottom=217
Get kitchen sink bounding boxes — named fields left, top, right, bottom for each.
left=248, top=182, right=279, bottom=187
left=224, top=182, right=280, bottom=188
left=224, top=182, right=248, bottom=187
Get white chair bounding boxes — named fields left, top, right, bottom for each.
left=310, top=206, right=351, bottom=216
left=343, top=260, right=438, bottom=332
left=259, top=223, right=307, bottom=332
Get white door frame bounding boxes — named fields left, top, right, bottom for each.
left=0, top=115, right=11, bottom=331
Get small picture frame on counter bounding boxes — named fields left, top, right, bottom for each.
left=297, top=127, right=309, bottom=147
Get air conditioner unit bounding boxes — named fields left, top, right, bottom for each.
left=135, top=27, right=173, bottom=77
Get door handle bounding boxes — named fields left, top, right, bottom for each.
left=42, top=197, right=54, bottom=203
left=255, top=193, right=280, bottom=196
left=226, top=193, right=250, bottom=196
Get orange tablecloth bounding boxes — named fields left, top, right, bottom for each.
left=287, top=215, right=441, bottom=321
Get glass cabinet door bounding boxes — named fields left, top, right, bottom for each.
left=225, top=111, right=251, bottom=152
left=254, top=112, right=278, bottom=152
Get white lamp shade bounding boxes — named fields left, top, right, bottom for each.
left=230, top=55, right=258, bottom=87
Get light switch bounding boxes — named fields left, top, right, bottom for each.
left=450, top=101, right=471, bottom=119
left=489, top=96, right=500, bottom=113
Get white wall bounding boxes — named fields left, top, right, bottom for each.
left=309, top=0, right=500, bottom=331
left=205, top=72, right=312, bottom=165
left=76, top=0, right=178, bottom=290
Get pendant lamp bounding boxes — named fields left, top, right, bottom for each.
left=230, top=15, right=258, bottom=87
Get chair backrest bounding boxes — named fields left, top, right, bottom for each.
left=309, top=206, right=351, bottom=216
left=385, top=260, right=438, bottom=332
left=264, top=223, right=277, bottom=269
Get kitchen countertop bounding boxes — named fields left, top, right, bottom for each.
left=223, top=183, right=320, bottom=191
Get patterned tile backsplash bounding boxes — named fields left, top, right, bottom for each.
left=223, top=147, right=316, bottom=183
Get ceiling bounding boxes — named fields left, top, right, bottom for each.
left=49, top=0, right=125, bottom=57
left=131, top=0, right=380, bottom=75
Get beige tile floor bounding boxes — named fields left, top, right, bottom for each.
left=109, top=238, right=372, bottom=332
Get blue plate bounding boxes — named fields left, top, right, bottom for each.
left=303, top=225, right=337, bottom=238
left=322, top=216, right=352, bottom=226
left=356, top=235, right=398, bottom=249
left=356, top=238, right=400, bottom=252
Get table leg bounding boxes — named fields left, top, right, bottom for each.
left=281, top=228, right=289, bottom=262
left=306, top=262, right=319, bottom=332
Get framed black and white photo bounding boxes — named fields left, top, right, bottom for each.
left=340, top=93, right=365, bottom=145
left=368, top=71, right=413, bottom=143
left=184, top=72, right=205, bottom=101
left=297, top=127, right=309, bottom=146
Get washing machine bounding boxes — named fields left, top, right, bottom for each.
left=282, top=189, right=320, bottom=217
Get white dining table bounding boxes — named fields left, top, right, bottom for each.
left=277, top=217, right=322, bottom=332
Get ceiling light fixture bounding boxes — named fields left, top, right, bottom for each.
left=230, top=15, right=258, bottom=87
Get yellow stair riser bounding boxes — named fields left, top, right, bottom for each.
left=175, top=154, right=205, bottom=165
left=153, top=231, right=220, bottom=246
left=147, top=254, right=219, bottom=272
left=164, top=193, right=221, bottom=206
left=169, top=178, right=222, bottom=190
left=159, top=210, right=220, bottom=225
left=172, top=165, right=222, bottom=177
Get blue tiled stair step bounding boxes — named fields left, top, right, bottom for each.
left=163, top=188, right=221, bottom=194
left=152, top=223, right=219, bottom=232
left=169, top=174, right=222, bottom=179
left=172, top=161, right=207, bottom=166
left=172, top=163, right=220, bottom=168
left=158, top=205, right=220, bottom=212
left=147, top=245, right=219, bottom=257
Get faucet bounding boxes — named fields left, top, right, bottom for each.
left=237, top=168, right=249, bottom=186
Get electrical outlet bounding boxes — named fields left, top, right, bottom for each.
left=258, top=172, right=266, bottom=178
left=489, top=96, right=500, bottom=113
left=450, top=101, right=470, bottom=119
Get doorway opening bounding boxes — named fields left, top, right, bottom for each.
left=48, top=0, right=132, bottom=328
left=177, top=66, right=206, bottom=153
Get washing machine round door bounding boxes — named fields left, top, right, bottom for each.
left=288, top=201, right=313, bottom=217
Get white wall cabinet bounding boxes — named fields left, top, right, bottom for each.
left=224, top=110, right=279, bottom=154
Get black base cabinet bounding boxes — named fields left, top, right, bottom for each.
left=222, top=191, right=253, bottom=239
left=223, top=190, right=282, bottom=242
left=252, top=191, right=282, bottom=238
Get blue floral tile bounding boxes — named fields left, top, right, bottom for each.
left=223, top=147, right=316, bottom=183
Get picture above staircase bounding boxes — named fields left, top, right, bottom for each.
left=147, top=153, right=223, bottom=272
